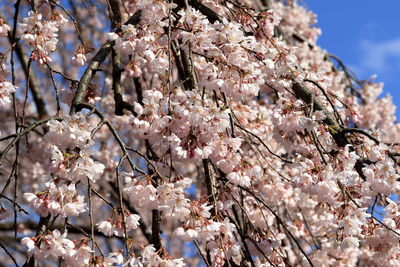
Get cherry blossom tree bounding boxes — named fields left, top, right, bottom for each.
left=1, top=0, right=400, bottom=266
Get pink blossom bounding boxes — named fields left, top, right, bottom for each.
left=19, top=11, right=64, bottom=64
left=71, top=53, right=87, bottom=66
left=97, top=220, right=114, bottom=236
left=0, top=18, right=10, bottom=37
left=0, top=79, right=16, bottom=107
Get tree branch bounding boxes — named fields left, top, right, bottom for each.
left=70, top=10, right=142, bottom=115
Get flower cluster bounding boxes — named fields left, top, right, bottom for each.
left=174, top=203, right=242, bottom=265
left=0, top=75, right=16, bottom=108
left=24, top=113, right=104, bottom=218
left=1, top=0, right=400, bottom=266
left=19, top=10, right=67, bottom=64
left=44, top=113, right=104, bottom=181
left=0, top=18, right=10, bottom=37
left=96, top=211, right=141, bottom=237
left=25, top=181, right=86, bottom=217
left=21, top=229, right=128, bottom=266
left=123, top=174, right=192, bottom=217
left=107, top=0, right=173, bottom=79
left=71, top=52, right=86, bottom=66
left=125, top=244, right=184, bottom=266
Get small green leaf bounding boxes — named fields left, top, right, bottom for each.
left=328, top=125, right=340, bottom=134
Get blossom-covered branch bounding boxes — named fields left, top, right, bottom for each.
left=1, top=0, right=400, bottom=266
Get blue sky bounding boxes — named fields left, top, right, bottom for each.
left=304, top=0, right=400, bottom=118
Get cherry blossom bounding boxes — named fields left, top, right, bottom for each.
left=0, top=18, right=10, bottom=37
left=19, top=9, right=66, bottom=64
left=0, top=77, right=16, bottom=107
left=1, top=0, right=400, bottom=266
left=71, top=53, right=86, bottom=66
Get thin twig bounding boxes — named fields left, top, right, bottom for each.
left=0, top=241, right=18, bottom=267
left=0, top=194, right=29, bottom=214
left=87, top=179, right=95, bottom=256
left=0, top=118, right=59, bottom=167
left=239, top=185, right=315, bottom=267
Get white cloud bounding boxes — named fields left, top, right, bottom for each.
left=357, top=38, right=400, bottom=75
